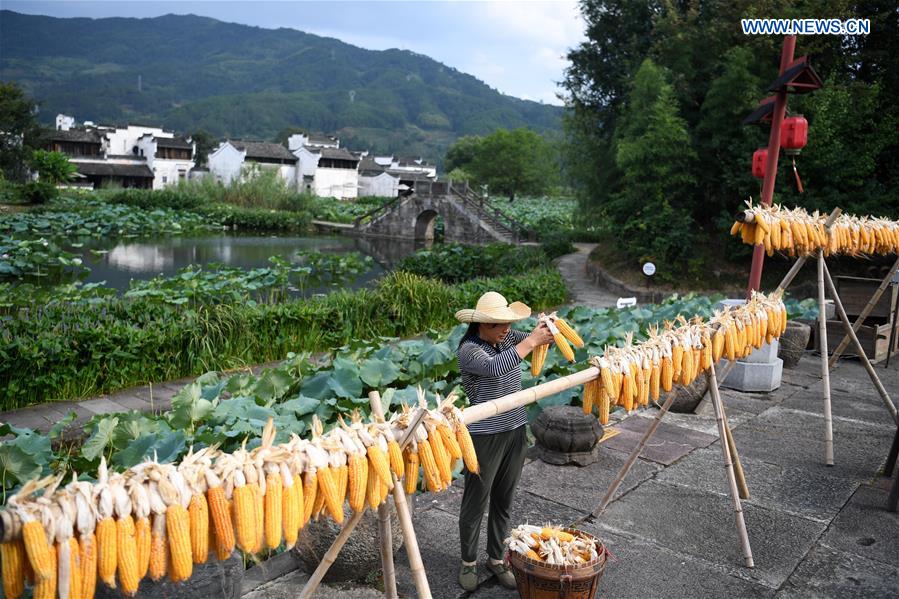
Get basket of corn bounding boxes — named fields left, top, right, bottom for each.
left=505, top=524, right=608, bottom=599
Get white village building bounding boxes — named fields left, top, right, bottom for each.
left=207, top=140, right=298, bottom=186
left=357, top=157, right=399, bottom=197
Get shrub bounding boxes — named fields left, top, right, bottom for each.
left=20, top=181, right=58, bottom=205
left=396, top=243, right=550, bottom=283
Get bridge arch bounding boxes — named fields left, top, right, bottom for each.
left=414, top=209, right=440, bottom=241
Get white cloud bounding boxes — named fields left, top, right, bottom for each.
left=480, top=0, right=585, bottom=49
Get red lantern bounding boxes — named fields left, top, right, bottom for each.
left=752, top=148, right=768, bottom=179
left=781, top=115, right=808, bottom=153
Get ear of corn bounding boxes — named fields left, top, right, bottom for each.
left=555, top=318, right=585, bottom=348
left=428, top=429, right=452, bottom=487
left=387, top=440, right=404, bottom=479
left=79, top=533, right=97, bottom=599
left=530, top=343, right=547, bottom=376
left=553, top=333, right=575, bottom=362
left=134, top=517, right=151, bottom=579
left=188, top=493, right=209, bottom=564
left=456, top=425, right=479, bottom=475
left=206, top=486, right=234, bottom=560
left=165, top=504, right=192, bottom=582
left=403, top=449, right=420, bottom=495
left=117, top=515, right=140, bottom=596
left=661, top=357, right=673, bottom=392
left=31, top=547, right=56, bottom=599
left=302, top=471, right=317, bottom=526
left=1, top=540, right=26, bottom=599
left=264, top=473, right=283, bottom=549
left=418, top=438, right=442, bottom=492
left=317, top=466, right=344, bottom=524
left=335, top=465, right=348, bottom=513
left=232, top=485, right=257, bottom=554
left=282, top=475, right=302, bottom=549
left=598, top=387, right=610, bottom=426
left=66, top=538, right=81, bottom=599
left=581, top=379, right=595, bottom=415
left=96, top=516, right=117, bottom=587
left=365, top=461, right=382, bottom=509
left=347, top=455, right=368, bottom=514
left=22, top=519, right=55, bottom=582
left=148, top=514, right=167, bottom=582
left=438, top=425, right=463, bottom=462
left=252, top=483, right=264, bottom=553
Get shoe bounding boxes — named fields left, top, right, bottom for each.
left=458, top=563, right=478, bottom=592
left=486, top=559, right=517, bottom=590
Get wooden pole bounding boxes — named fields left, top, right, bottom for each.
left=828, top=255, right=899, bottom=369
left=584, top=390, right=678, bottom=521
left=817, top=250, right=835, bottom=465
left=298, top=409, right=431, bottom=599
left=822, top=263, right=899, bottom=425
left=368, top=391, right=398, bottom=599
left=774, top=208, right=842, bottom=295
left=463, top=367, right=599, bottom=425
left=716, top=376, right=750, bottom=500
left=708, top=362, right=755, bottom=568
left=298, top=510, right=368, bottom=599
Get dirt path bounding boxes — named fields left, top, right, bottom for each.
left=555, top=242, right=620, bottom=309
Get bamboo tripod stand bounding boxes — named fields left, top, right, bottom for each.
left=758, top=207, right=899, bottom=466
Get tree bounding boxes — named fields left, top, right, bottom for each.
left=189, top=129, right=217, bottom=167
left=28, top=150, right=76, bottom=184
left=611, top=59, right=696, bottom=272
left=468, top=128, right=558, bottom=202
left=0, top=82, right=42, bottom=182
left=444, top=135, right=482, bottom=172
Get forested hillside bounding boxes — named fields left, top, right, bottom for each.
left=0, top=10, right=562, bottom=160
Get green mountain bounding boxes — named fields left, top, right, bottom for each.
left=0, top=10, right=562, bottom=162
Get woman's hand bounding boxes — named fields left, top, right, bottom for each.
left=527, top=320, right=554, bottom=348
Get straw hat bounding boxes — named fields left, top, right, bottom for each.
left=455, top=291, right=531, bottom=324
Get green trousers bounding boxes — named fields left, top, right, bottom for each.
left=459, top=425, right=528, bottom=562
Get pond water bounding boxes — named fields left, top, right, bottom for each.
left=63, top=233, right=429, bottom=294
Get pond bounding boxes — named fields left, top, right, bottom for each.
left=62, top=233, right=428, bottom=294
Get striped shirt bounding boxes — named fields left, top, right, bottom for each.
left=457, top=329, right=529, bottom=435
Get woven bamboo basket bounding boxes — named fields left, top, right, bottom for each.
left=506, top=528, right=608, bottom=599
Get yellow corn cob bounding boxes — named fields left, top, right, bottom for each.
left=671, top=345, right=683, bottom=379
left=418, top=441, right=443, bottom=493
left=649, top=363, right=660, bottom=401
left=96, top=517, right=117, bottom=587
left=117, top=515, right=139, bottom=597
left=166, top=504, right=192, bottom=582
left=540, top=527, right=575, bottom=542
left=79, top=533, right=96, bottom=599
left=188, top=493, right=209, bottom=564
left=134, top=517, right=151, bottom=579
left=598, top=387, right=610, bottom=426
left=554, top=332, right=575, bottom=362
left=22, top=519, right=54, bottom=582
left=336, top=465, right=349, bottom=512
left=311, top=477, right=326, bottom=520
left=555, top=317, right=584, bottom=348
left=232, top=485, right=257, bottom=553
left=429, top=428, right=453, bottom=487
left=264, top=473, right=283, bottom=549
left=582, top=379, right=594, bottom=415
left=1, top=539, right=26, bottom=599
left=366, top=461, right=381, bottom=509
left=701, top=337, right=713, bottom=370
left=725, top=324, right=737, bottom=360
left=282, top=477, right=301, bottom=549
left=525, top=549, right=542, bottom=561
left=32, top=547, right=56, bottom=599
left=347, top=455, right=368, bottom=514
left=403, top=449, right=420, bottom=495
left=317, top=466, right=345, bottom=524
left=661, top=357, right=673, bottom=392
left=631, top=361, right=643, bottom=403
left=456, top=425, right=480, bottom=475
left=640, top=367, right=650, bottom=406
left=681, top=347, right=694, bottom=385
left=367, top=445, right=393, bottom=488
left=712, top=329, right=725, bottom=362
left=530, top=343, right=547, bottom=376
left=66, top=538, right=81, bottom=599
left=206, top=486, right=234, bottom=561
left=599, top=366, right=617, bottom=400
left=438, top=424, right=463, bottom=461
left=379, top=477, right=390, bottom=505
left=621, top=370, right=634, bottom=411
left=252, top=483, right=264, bottom=553
left=302, top=471, right=317, bottom=526
left=740, top=222, right=755, bottom=245
left=148, top=514, right=167, bottom=582
left=730, top=221, right=742, bottom=236
left=387, top=440, right=404, bottom=479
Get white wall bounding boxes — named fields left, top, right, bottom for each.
left=56, top=114, right=75, bottom=131
left=294, top=147, right=321, bottom=179
left=359, top=172, right=398, bottom=198
left=208, top=143, right=246, bottom=185
left=314, top=167, right=358, bottom=199
left=104, top=125, right=171, bottom=156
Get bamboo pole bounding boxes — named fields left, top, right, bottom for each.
left=298, top=408, right=430, bottom=599
left=774, top=208, right=842, bottom=294
left=584, top=390, right=677, bottom=521
left=828, top=255, right=899, bottom=369
left=708, top=362, right=755, bottom=568
left=463, top=367, right=599, bottom=425
left=716, top=376, right=750, bottom=500
left=298, top=510, right=368, bottom=599
left=368, top=391, right=398, bottom=599
left=822, top=263, right=899, bottom=425
left=817, top=250, right=835, bottom=465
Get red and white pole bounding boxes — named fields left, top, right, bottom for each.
left=747, top=35, right=796, bottom=295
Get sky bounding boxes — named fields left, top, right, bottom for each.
left=2, top=0, right=588, bottom=105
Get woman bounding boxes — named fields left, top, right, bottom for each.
left=453, top=291, right=554, bottom=591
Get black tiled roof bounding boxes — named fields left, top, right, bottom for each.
left=45, top=129, right=102, bottom=144
left=155, top=137, right=193, bottom=150
left=319, top=147, right=359, bottom=162
left=230, top=140, right=297, bottom=162
left=75, top=162, right=154, bottom=178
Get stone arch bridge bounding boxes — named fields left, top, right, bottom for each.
left=353, top=181, right=536, bottom=245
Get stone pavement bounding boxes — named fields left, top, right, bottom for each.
left=263, top=356, right=897, bottom=598
left=555, top=243, right=619, bottom=309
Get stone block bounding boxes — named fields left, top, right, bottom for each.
left=722, top=358, right=783, bottom=392
left=742, top=339, right=780, bottom=364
